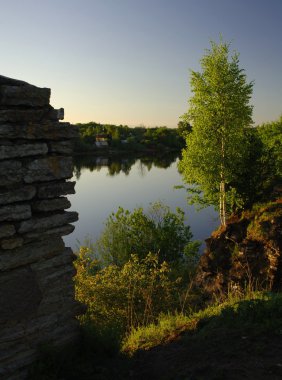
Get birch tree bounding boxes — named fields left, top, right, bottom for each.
left=179, top=40, right=253, bottom=226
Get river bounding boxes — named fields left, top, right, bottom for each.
left=64, top=153, right=219, bottom=252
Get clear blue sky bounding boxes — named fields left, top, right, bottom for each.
left=1, top=0, right=281, bottom=127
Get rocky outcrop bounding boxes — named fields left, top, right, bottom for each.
left=196, top=200, right=282, bottom=299
left=0, top=75, right=81, bottom=379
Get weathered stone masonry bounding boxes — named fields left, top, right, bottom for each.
left=0, top=75, right=81, bottom=379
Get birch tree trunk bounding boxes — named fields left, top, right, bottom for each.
left=220, top=136, right=227, bottom=226
left=220, top=180, right=226, bottom=226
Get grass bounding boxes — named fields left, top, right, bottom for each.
left=122, top=291, right=282, bottom=355
left=246, top=200, right=282, bottom=241
left=29, top=290, right=282, bottom=379
left=121, top=313, right=193, bottom=354
left=241, top=199, right=282, bottom=221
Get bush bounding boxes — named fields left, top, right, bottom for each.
left=74, top=203, right=200, bottom=350
left=75, top=250, right=186, bottom=345
left=96, top=202, right=199, bottom=266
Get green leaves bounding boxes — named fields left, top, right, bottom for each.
left=96, top=202, right=196, bottom=266
left=179, top=39, right=254, bottom=218
left=75, top=251, right=183, bottom=337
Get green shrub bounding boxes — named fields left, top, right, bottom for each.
left=75, top=250, right=186, bottom=346
left=95, top=202, right=199, bottom=266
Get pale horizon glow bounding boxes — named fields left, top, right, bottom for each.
left=1, top=0, right=282, bottom=127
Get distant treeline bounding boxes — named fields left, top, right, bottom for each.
left=73, top=121, right=192, bottom=154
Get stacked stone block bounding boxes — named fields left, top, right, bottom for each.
left=0, top=75, right=80, bottom=379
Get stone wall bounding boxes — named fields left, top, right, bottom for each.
left=0, top=75, right=81, bottom=379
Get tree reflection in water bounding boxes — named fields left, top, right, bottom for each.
left=73, top=152, right=180, bottom=180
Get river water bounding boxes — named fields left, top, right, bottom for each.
left=64, top=154, right=219, bottom=252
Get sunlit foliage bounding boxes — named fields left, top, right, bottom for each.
left=179, top=39, right=253, bottom=223
left=95, top=202, right=199, bottom=266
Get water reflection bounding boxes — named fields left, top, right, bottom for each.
left=73, top=152, right=180, bottom=179
left=65, top=152, right=219, bottom=251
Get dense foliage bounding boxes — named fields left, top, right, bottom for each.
left=74, top=121, right=186, bottom=153
left=256, top=117, right=282, bottom=189
left=231, top=118, right=282, bottom=207
left=179, top=39, right=253, bottom=224
left=75, top=250, right=183, bottom=338
left=95, top=202, right=199, bottom=266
